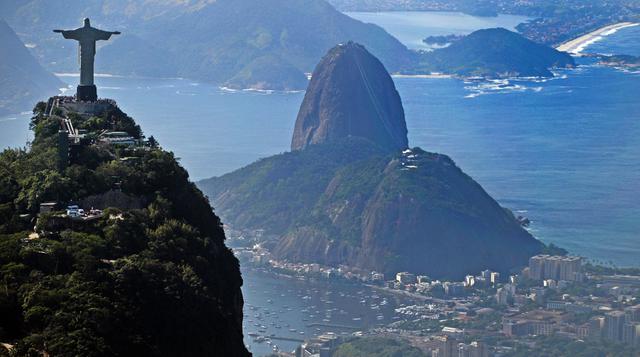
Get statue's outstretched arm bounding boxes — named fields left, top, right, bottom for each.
left=95, top=29, right=121, bottom=41
left=53, top=29, right=80, bottom=40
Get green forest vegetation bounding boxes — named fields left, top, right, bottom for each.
left=333, top=337, right=427, bottom=357
left=0, top=102, right=248, bottom=356
left=505, top=335, right=640, bottom=357
left=199, top=137, right=388, bottom=235
left=200, top=137, right=543, bottom=279
left=418, top=28, right=575, bottom=78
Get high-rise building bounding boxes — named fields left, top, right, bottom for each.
left=622, top=323, right=638, bottom=345
left=396, top=272, right=417, bottom=284
left=490, top=272, right=501, bottom=284
left=468, top=341, right=488, bottom=357
left=588, top=316, right=605, bottom=340
left=458, top=343, right=470, bottom=357
left=432, top=335, right=457, bottom=357
left=625, top=305, right=640, bottom=322
left=465, top=275, right=476, bottom=287
left=605, top=311, right=626, bottom=342
left=444, top=282, right=465, bottom=296
left=496, top=287, right=510, bottom=305
left=528, top=255, right=583, bottom=281
left=528, top=255, right=545, bottom=280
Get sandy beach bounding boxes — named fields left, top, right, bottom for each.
left=556, top=22, right=639, bottom=55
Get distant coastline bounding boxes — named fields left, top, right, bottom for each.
left=556, top=22, right=639, bottom=55
left=391, top=73, right=452, bottom=79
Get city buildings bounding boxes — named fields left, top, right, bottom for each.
left=528, top=255, right=584, bottom=282
left=396, top=272, right=417, bottom=284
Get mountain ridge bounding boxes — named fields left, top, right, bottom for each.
left=3, top=0, right=416, bottom=91
left=0, top=19, right=62, bottom=116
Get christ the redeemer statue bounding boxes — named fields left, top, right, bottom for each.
left=54, top=18, right=120, bottom=102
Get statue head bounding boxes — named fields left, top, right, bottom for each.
left=84, top=18, right=91, bottom=27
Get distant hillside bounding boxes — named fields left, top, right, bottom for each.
left=0, top=19, right=62, bottom=115
left=4, top=0, right=416, bottom=90
left=199, top=43, right=543, bottom=279
left=419, top=28, right=575, bottom=78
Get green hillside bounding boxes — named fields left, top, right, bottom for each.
left=0, top=100, right=248, bottom=356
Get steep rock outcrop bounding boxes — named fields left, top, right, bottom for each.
left=291, top=42, right=408, bottom=152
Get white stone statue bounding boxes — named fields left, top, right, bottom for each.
left=54, top=18, right=120, bottom=101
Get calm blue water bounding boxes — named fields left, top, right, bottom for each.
left=240, top=268, right=418, bottom=356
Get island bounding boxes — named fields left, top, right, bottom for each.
left=417, top=28, right=575, bottom=78
left=598, top=54, right=640, bottom=71
left=422, top=34, right=464, bottom=46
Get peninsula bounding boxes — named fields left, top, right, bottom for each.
left=199, top=43, right=543, bottom=279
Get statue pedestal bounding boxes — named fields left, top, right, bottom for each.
left=76, top=85, right=97, bottom=102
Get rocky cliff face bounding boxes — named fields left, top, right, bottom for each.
left=291, top=42, right=408, bottom=152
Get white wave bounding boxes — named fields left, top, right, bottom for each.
left=175, top=90, right=197, bottom=96
left=464, top=77, right=546, bottom=98
left=219, top=86, right=239, bottom=93
left=219, top=86, right=303, bottom=95
left=0, top=117, right=19, bottom=122
left=242, top=88, right=275, bottom=94
left=55, top=72, right=125, bottom=78
left=55, top=72, right=79, bottom=77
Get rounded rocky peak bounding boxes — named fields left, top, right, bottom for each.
left=291, top=41, right=409, bottom=152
